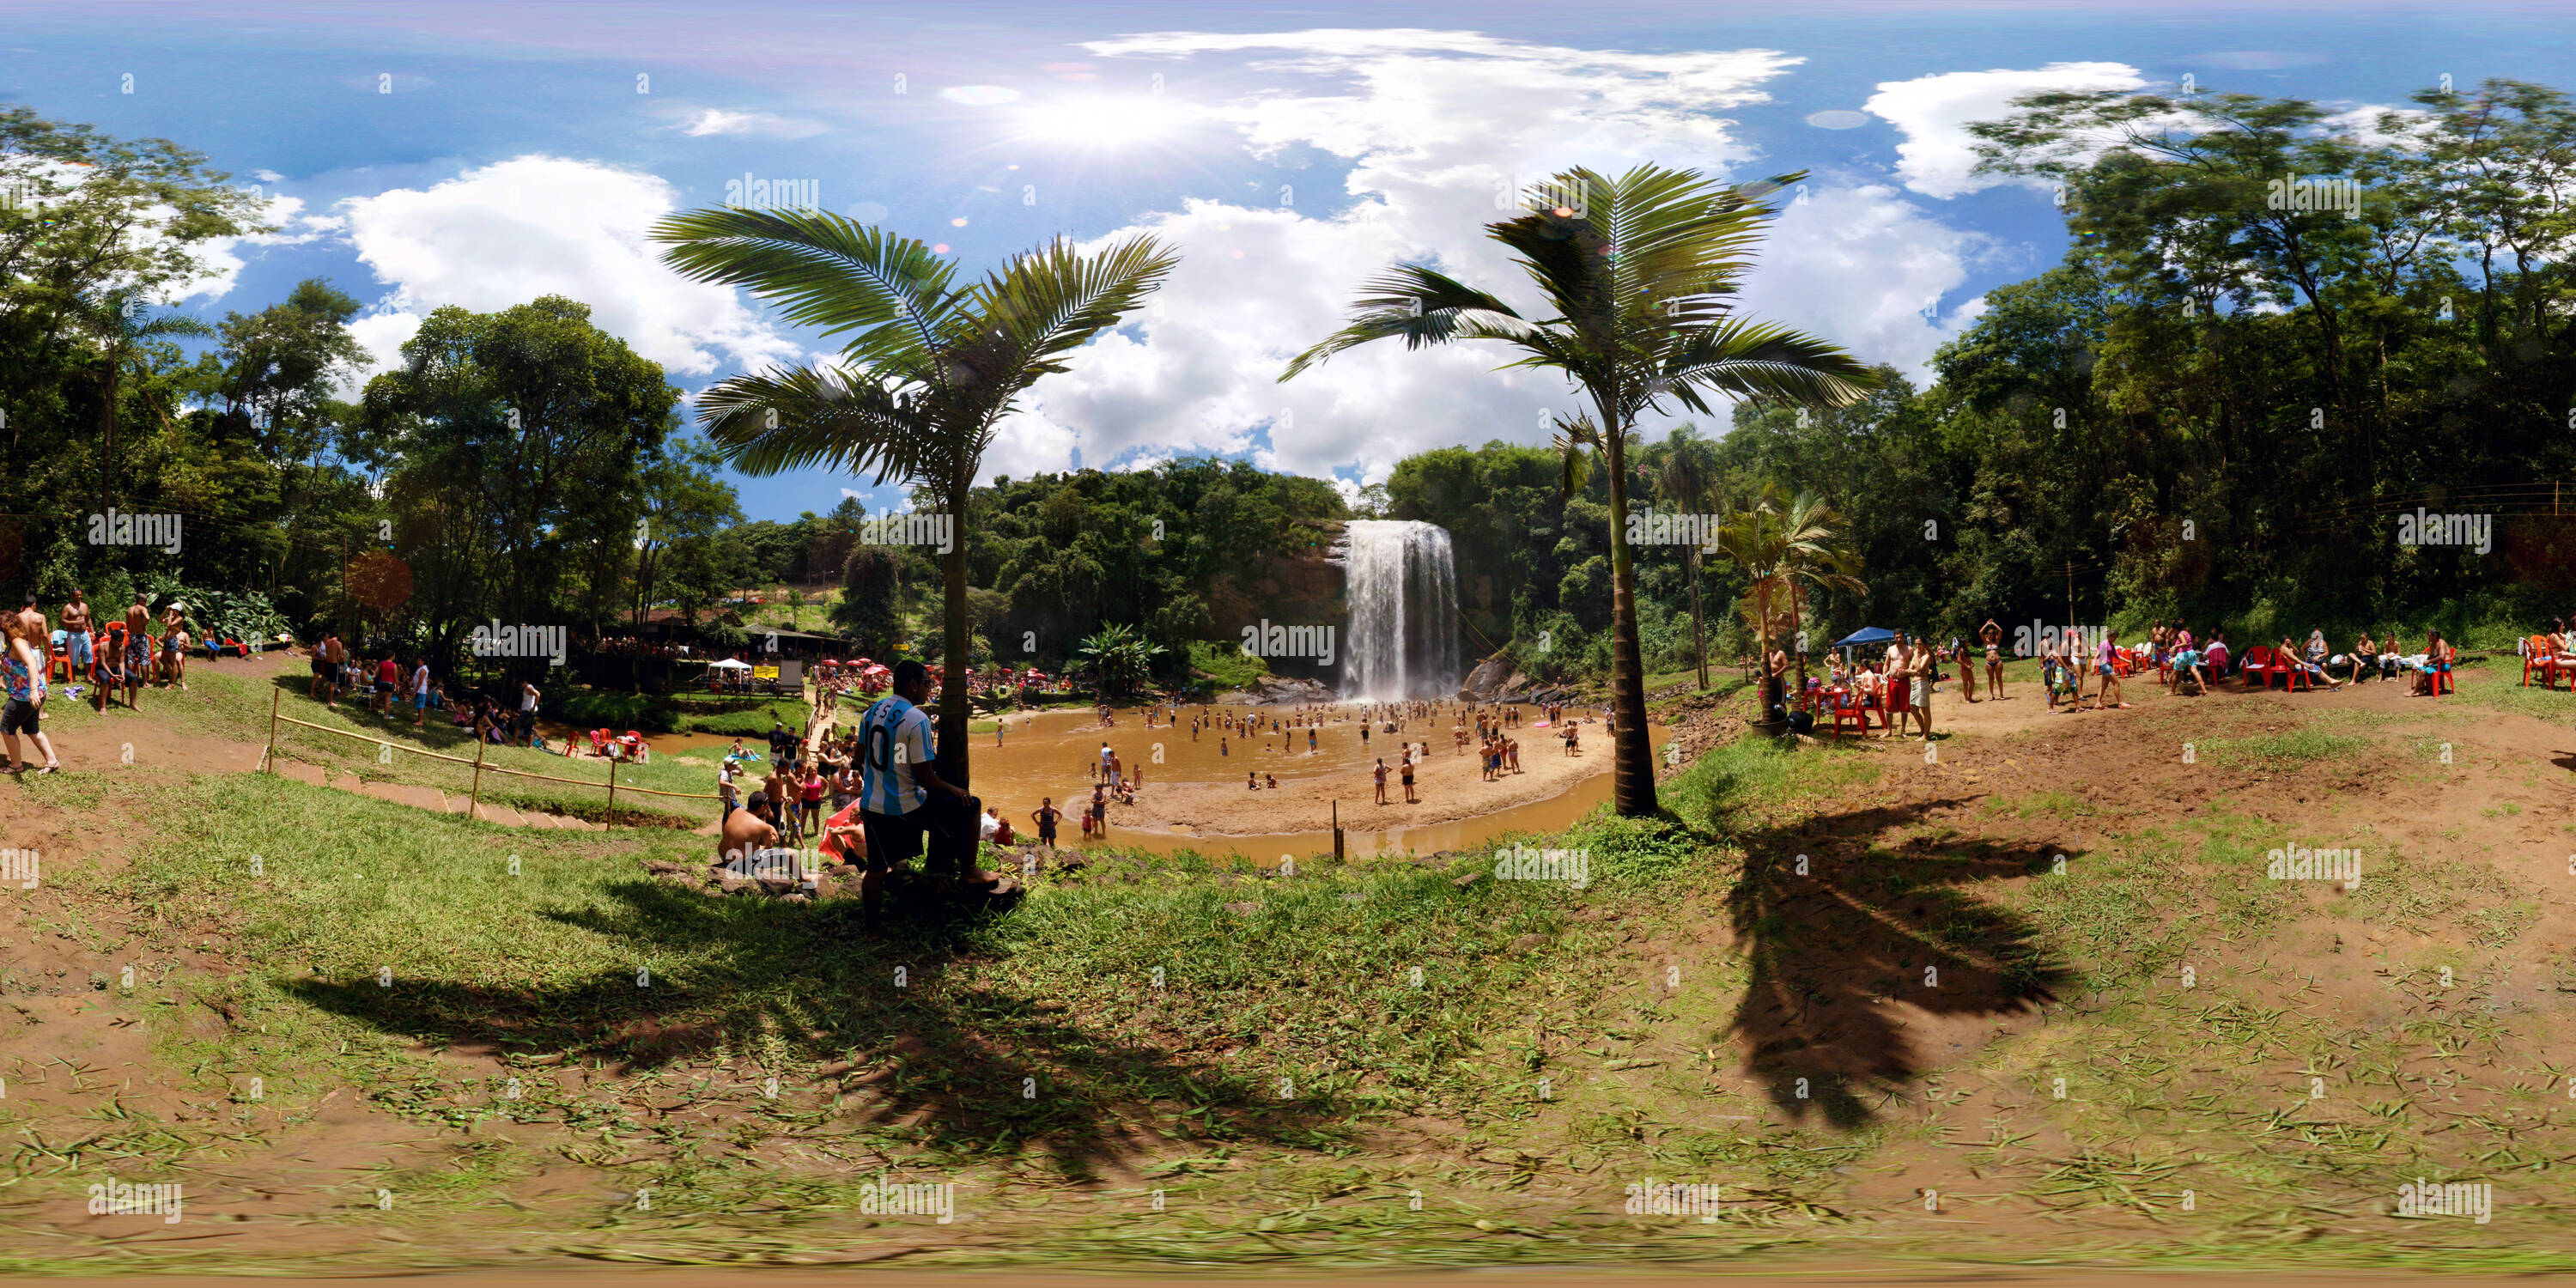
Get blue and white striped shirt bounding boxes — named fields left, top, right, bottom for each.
left=857, top=695, right=937, bottom=814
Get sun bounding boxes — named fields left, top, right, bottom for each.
left=1011, top=94, right=1186, bottom=150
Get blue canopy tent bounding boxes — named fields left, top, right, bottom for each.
left=1831, top=627, right=1895, bottom=662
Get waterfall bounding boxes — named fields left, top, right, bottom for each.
left=1340, top=519, right=1462, bottom=701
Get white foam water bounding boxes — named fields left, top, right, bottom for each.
left=1340, top=519, right=1462, bottom=701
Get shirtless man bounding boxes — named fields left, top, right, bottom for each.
left=716, top=791, right=783, bottom=870
left=61, top=590, right=94, bottom=690
left=323, top=629, right=349, bottom=708
left=161, top=603, right=190, bottom=690
left=122, top=594, right=156, bottom=696
left=12, top=592, right=43, bottom=647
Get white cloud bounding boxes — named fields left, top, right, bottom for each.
left=1863, top=62, right=2150, bottom=197
left=2322, top=103, right=2427, bottom=149
left=1733, top=183, right=1999, bottom=377
left=671, top=106, right=827, bottom=139
left=331, top=155, right=805, bottom=387
left=981, top=29, right=1834, bottom=485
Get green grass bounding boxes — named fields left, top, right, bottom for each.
left=1186, top=639, right=1270, bottom=692
left=19, top=658, right=2576, bottom=1273
left=672, top=698, right=812, bottom=737
left=2196, top=728, right=2372, bottom=769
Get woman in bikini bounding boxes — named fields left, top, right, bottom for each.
left=1954, top=637, right=1978, bottom=703
left=1981, top=618, right=2006, bottom=699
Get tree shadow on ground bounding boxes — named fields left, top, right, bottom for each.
left=1721, top=793, right=2077, bottom=1128
left=283, top=875, right=1336, bottom=1180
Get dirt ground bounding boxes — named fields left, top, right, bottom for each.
left=8, top=655, right=2576, bottom=1272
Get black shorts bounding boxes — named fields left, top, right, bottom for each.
left=3, top=698, right=39, bottom=737
left=1038, top=826, right=1056, bottom=844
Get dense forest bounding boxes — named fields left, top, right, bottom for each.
left=4, top=77, right=2573, bottom=690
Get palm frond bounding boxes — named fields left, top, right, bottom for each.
left=693, top=367, right=934, bottom=483
left=968, top=233, right=1178, bottom=387
left=1279, top=264, right=1532, bottom=380
left=1658, top=317, right=1881, bottom=410
left=650, top=207, right=956, bottom=369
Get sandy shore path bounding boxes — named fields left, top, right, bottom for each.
left=1106, top=720, right=1662, bottom=837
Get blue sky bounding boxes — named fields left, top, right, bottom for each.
left=4, top=0, right=2565, bottom=519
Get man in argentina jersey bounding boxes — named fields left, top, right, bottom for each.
left=857, top=659, right=978, bottom=912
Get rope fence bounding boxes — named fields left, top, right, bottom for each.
left=260, top=688, right=724, bottom=823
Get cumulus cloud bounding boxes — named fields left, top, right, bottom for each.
left=331, top=155, right=805, bottom=386
left=1863, top=61, right=2150, bottom=197
left=977, top=30, right=1823, bottom=484
left=1733, top=184, right=2000, bottom=375
left=970, top=29, right=2008, bottom=483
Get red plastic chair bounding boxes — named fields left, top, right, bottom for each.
left=2524, top=636, right=2561, bottom=690
left=2268, top=649, right=2313, bottom=692
left=1827, top=688, right=1869, bottom=739
left=2239, top=646, right=2272, bottom=690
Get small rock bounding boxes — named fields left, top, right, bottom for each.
left=1510, top=933, right=1552, bottom=952
left=1224, top=902, right=1261, bottom=916
left=781, top=892, right=811, bottom=904
left=1452, top=871, right=1485, bottom=889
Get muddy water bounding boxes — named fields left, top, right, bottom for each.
left=849, top=702, right=1670, bottom=860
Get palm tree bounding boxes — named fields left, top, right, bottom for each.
left=1653, top=424, right=1722, bottom=690
left=1284, top=166, right=1877, bottom=815
left=1771, top=489, right=1868, bottom=696
left=653, top=211, right=1176, bottom=787
left=1718, top=485, right=1867, bottom=720
left=1076, top=623, right=1161, bottom=701
left=1716, top=497, right=1792, bottom=716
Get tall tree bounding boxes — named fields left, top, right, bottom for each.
left=1285, top=166, right=1878, bottom=815
left=653, top=210, right=1176, bottom=789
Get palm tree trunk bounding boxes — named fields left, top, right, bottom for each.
left=1790, top=581, right=1808, bottom=694
left=935, top=477, right=971, bottom=793
left=1599, top=426, right=1657, bottom=817
left=1687, top=545, right=1707, bottom=690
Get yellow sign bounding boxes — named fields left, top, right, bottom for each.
left=754, top=665, right=780, bottom=681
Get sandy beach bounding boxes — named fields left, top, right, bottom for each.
left=1103, top=718, right=1662, bottom=836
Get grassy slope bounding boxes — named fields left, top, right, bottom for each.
left=6, top=664, right=2576, bottom=1270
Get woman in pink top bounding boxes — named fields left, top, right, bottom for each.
left=799, top=766, right=826, bottom=835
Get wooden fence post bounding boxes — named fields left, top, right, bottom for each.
left=606, top=756, right=618, bottom=822
left=471, top=738, right=486, bottom=817
left=265, top=686, right=281, bottom=774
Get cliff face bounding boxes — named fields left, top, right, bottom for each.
left=1206, top=519, right=1346, bottom=686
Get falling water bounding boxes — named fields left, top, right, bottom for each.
left=1340, top=519, right=1462, bottom=701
